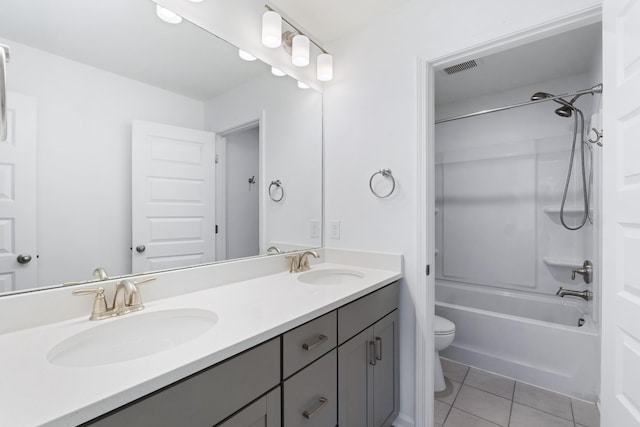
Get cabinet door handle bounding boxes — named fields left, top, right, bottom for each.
left=303, top=397, right=328, bottom=419
left=375, top=336, right=383, bottom=361
left=302, top=334, right=328, bottom=351
left=369, top=340, right=377, bottom=365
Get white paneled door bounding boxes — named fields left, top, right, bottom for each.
left=601, top=0, right=640, bottom=426
left=131, top=121, right=216, bottom=273
left=0, top=93, right=37, bottom=292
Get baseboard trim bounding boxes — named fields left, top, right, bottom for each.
left=393, top=412, right=416, bottom=427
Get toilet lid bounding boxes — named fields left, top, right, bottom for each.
left=434, top=315, right=455, bottom=335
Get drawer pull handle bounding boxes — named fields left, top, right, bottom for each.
left=303, top=397, right=328, bottom=419
left=369, top=340, right=377, bottom=365
left=375, top=336, right=383, bottom=361
left=302, top=334, right=328, bottom=351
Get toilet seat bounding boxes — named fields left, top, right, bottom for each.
left=435, top=315, right=455, bottom=335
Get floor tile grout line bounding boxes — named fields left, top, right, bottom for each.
left=513, top=399, right=575, bottom=423
left=453, top=407, right=505, bottom=427
left=507, top=380, right=516, bottom=427
left=461, top=381, right=516, bottom=402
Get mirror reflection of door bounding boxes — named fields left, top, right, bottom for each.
left=216, top=125, right=260, bottom=261
left=131, top=120, right=216, bottom=274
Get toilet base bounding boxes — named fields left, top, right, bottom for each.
left=434, top=351, right=446, bottom=392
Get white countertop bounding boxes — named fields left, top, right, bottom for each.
left=0, top=257, right=402, bottom=426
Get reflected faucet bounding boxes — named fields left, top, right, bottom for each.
left=556, top=287, right=592, bottom=301
left=93, top=267, right=109, bottom=281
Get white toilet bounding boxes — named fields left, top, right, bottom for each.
left=434, top=315, right=456, bottom=392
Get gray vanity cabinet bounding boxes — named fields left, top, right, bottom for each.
left=337, top=282, right=399, bottom=427
left=218, top=387, right=281, bottom=427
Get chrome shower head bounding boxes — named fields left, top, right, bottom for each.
left=554, top=105, right=574, bottom=118
left=531, top=91, right=574, bottom=117
left=531, top=92, right=553, bottom=101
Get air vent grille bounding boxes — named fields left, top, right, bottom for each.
left=443, top=60, right=478, bottom=75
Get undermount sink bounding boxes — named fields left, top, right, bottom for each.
left=298, top=268, right=365, bottom=285
left=47, top=308, right=218, bottom=367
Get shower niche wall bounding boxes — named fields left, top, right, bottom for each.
left=433, top=23, right=602, bottom=400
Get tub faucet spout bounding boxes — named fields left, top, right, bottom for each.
left=556, top=287, right=592, bottom=301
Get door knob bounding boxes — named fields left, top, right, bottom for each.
left=17, top=254, right=32, bottom=264
left=136, top=245, right=146, bottom=253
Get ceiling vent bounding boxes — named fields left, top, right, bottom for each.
left=442, top=59, right=479, bottom=75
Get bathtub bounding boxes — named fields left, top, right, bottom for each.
left=435, top=280, right=600, bottom=401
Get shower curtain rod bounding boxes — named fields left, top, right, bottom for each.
left=435, top=85, right=602, bottom=124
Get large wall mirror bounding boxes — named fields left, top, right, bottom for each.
left=0, top=0, right=323, bottom=295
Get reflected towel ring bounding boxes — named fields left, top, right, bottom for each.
left=369, top=168, right=396, bottom=198
left=268, top=180, right=284, bottom=202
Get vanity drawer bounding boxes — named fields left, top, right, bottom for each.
left=283, top=310, right=337, bottom=378
left=283, top=348, right=337, bottom=427
left=338, top=281, right=399, bottom=344
left=86, top=338, right=280, bottom=427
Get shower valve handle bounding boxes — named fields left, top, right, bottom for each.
left=571, top=260, right=592, bottom=284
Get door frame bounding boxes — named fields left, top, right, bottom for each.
left=215, top=113, right=265, bottom=259
left=415, top=6, right=602, bottom=426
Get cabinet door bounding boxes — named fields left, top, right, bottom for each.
left=338, top=327, right=374, bottom=427
left=217, top=387, right=281, bottom=427
left=372, top=311, right=399, bottom=427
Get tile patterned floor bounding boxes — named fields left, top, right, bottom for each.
left=434, top=359, right=600, bottom=427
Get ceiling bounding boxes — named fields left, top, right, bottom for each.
left=269, top=0, right=412, bottom=44
left=434, top=23, right=602, bottom=106
left=0, top=0, right=268, bottom=101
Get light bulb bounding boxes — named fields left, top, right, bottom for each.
left=317, top=54, right=334, bottom=81
left=156, top=5, right=182, bottom=24
left=262, top=11, right=282, bottom=48
left=271, top=67, right=286, bottom=77
left=292, top=35, right=310, bottom=67
left=238, top=50, right=257, bottom=61
left=297, top=81, right=309, bottom=89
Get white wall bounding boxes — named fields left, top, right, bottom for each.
left=3, top=38, right=204, bottom=287
left=225, top=127, right=260, bottom=259
left=322, top=1, right=601, bottom=424
left=205, top=74, right=322, bottom=253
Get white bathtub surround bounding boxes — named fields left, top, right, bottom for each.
left=0, top=249, right=402, bottom=426
left=435, top=359, right=600, bottom=427
left=435, top=281, right=599, bottom=401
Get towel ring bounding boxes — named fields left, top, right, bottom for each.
left=369, top=168, right=396, bottom=199
left=268, top=180, right=284, bottom=202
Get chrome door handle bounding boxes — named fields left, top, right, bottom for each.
left=375, top=336, right=382, bottom=361
left=369, top=340, right=377, bottom=366
left=302, top=397, right=328, bottom=419
left=17, top=254, right=32, bottom=264
left=136, top=245, right=146, bottom=253
left=302, top=334, right=328, bottom=351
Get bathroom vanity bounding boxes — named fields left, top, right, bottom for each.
left=0, top=249, right=402, bottom=426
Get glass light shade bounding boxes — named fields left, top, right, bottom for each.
left=238, top=49, right=257, bottom=61
left=188, top=0, right=205, bottom=2
left=292, top=35, right=310, bottom=67
left=262, top=11, right=282, bottom=48
left=156, top=5, right=182, bottom=24
left=271, top=67, right=286, bottom=77
left=297, top=81, right=310, bottom=89
left=317, top=54, right=334, bottom=81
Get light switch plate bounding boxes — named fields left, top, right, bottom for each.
left=310, top=220, right=320, bottom=238
left=330, top=220, right=341, bottom=240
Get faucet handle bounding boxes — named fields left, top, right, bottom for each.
left=133, top=277, right=157, bottom=286
left=72, top=287, right=109, bottom=321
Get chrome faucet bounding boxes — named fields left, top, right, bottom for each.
left=92, top=267, right=109, bottom=281
left=73, top=277, right=156, bottom=320
left=286, top=251, right=320, bottom=273
left=556, top=287, right=592, bottom=301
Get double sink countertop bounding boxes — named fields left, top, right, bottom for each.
left=0, top=249, right=402, bottom=426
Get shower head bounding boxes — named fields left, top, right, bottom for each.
left=530, top=91, right=575, bottom=117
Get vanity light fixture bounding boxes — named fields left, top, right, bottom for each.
left=271, top=67, right=286, bottom=77
left=156, top=5, right=182, bottom=24
left=291, top=35, right=310, bottom=67
left=188, top=0, right=205, bottom=2
left=261, top=6, right=333, bottom=82
left=317, top=53, right=334, bottom=81
left=262, top=11, right=282, bottom=48
left=238, top=49, right=257, bottom=61
left=297, top=81, right=309, bottom=89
